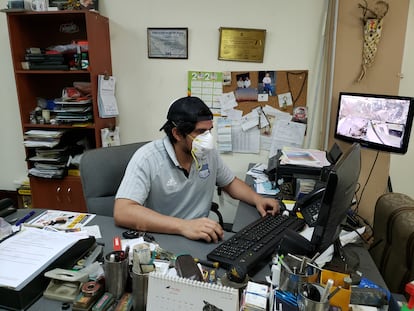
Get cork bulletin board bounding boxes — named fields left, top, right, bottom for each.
left=223, top=70, right=308, bottom=116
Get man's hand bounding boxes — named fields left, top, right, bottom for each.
left=180, top=217, right=224, bottom=243
left=255, top=197, right=281, bottom=217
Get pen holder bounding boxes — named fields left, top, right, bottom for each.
left=320, top=270, right=351, bottom=311
left=104, top=251, right=128, bottom=299
left=131, top=270, right=149, bottom=311
left=297, top=283, right=330, bottom=311
left=279, top=256, right=319, bottom=295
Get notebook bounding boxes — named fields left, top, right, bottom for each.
left=146, top=272, right=239, bottom=311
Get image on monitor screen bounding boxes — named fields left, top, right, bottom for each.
left=334, top=92, right=414, bottom=154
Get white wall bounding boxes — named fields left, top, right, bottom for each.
left=0, top=0, right=412, bottom=198
left=392, top=0, right=414, bottom=194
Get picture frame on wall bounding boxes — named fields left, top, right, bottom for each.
left=147, top=28, right=188, bottom=59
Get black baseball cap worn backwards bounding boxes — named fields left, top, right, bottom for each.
left=160, top=96, right=213, bottom=131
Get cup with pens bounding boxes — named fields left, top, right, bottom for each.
left=104, top=248, right=129, bottom=299
left=297, top=282, right=332, bottom=311
left=278, top=254, right=320, bottom=295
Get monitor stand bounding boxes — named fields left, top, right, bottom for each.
left=324, top=239, right=360, bottom=277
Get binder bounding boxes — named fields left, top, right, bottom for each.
left=0, top=236, right=96, bottom=311
left=146, top=272, right=239, bottom=311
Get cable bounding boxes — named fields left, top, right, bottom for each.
left=355, top=150, right=379, bottom=213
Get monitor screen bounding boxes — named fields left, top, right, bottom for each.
left=310, top=143, right=361, bottom=254
left=334, top=92, right=414, bottom=154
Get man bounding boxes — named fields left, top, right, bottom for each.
left=114, top=96, right=281, bottom=243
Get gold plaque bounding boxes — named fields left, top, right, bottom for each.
left=218, top=27, right=266, bottom=62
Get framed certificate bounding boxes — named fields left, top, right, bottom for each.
left=218, top=27, right=266, bottom=62
left=147, top=28, right=188, bottom=59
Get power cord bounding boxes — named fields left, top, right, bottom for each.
left=354, top=150, right=379, bottom=213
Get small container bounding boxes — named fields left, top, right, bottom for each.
left=297, top=283, right=330, bottom=311
left=279, top=256, right=319, bottom=295
left=104, top=251, right=129, bottom=299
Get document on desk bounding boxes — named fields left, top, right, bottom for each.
left=26, top=210, right=95, bottom=230
left=0, top=227, right=81, bottom=290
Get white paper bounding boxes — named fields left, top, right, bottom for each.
left=26, top=210, right=95, bottom=230
left=269, top=120, right=306, bottom=158
left=231, top=120, right=260, bottom=153
left=0, top=228, right=81, bottom=289
left=241, top=110, right=259, bottom=131
left=98, top=75, right=119, bottom=118
left=101, top=126, right=121, bottom=147
left=217, top=117, right=232, bottom=153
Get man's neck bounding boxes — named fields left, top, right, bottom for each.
left=174, top=144, right=193, bottom=172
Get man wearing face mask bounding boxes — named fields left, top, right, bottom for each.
left=114, top=96, right=281, bottom=243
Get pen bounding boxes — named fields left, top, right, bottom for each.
left=15, top=210, right=35, bottom=226
left=287, top=253, right=322, bottom=271
left=321, top=279, right=334, bottom=302
left=327, top=286, right=341, bottom=301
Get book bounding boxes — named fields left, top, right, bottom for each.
left=146, top=272, right=239, bottom=311
left=0, top=227, right=82, bottom=290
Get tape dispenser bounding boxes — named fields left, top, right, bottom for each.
left=43, top=261, right=101, bottom=302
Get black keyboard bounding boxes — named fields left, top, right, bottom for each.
left=207, top=214, right=305, bottom=272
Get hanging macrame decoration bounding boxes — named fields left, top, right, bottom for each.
left=356, top=0, right=389, bottom=82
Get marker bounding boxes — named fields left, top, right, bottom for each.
left=113, top=236, right=122, bottom=251
left=15, top=210, right=35, bottom=226
left=327, top=286, right=341, bottom=301
left=193, top=258, right=220, bottom=269
left=321, top=279, right=334, bottom=302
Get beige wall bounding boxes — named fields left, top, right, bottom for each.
left=0, top=0, right=328, bottom=187
left=0, top=0, right=413, bottom=222
left=327, top=0, right=410, bottom=223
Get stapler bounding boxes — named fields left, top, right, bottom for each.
left=43, top=261, right=101, bottom=302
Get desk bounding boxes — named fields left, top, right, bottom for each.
left=1, top=209, right=231, bottom=311
left=2, top=193, right=387, bottom=310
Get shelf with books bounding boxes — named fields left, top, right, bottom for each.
left=5, top=10, right=116, bottom=211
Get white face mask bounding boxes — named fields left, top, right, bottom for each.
left=190, top=130, right=214, bottom=169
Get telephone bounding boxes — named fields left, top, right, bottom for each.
left=294, top=187, right=325, bottom=227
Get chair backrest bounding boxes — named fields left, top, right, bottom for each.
left=79, top=142, right=149, bottom=216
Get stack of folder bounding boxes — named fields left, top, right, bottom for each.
left=28, top=147, right=69, bottom=179
left=23, top=130, right=64, bottom=148
left=53, top=98, right=93, bottom=123
left=23, top=130, right=67, bottom=179
left=23, top=50, right=68, bottom=70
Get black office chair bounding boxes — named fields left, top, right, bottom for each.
left=80, top=142, right=233, bottom=231
left=80, top=142, right=150, bottom=216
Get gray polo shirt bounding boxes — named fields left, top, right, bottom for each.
left=115, top=137, right=235, bottom=219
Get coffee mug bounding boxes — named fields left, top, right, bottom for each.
left=31, top=0, right=48, bottom=11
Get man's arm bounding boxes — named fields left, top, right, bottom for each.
left=114, top=198, right=224, bottom=243
left=222, top=177, right=280, bottom=216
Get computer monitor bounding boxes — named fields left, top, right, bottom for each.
left=279, top=143, right=361, bottom=259
left=334, top=92, right=414, bottom=154
left=310, top=142, right=361, bottom=254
